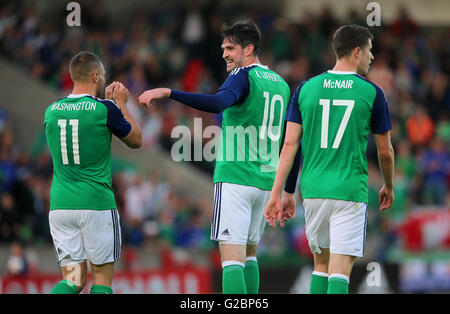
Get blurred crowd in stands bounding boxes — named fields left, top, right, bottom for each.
left=0, top=1, right=448, bottom=272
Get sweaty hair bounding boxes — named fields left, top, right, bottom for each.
left=69, top=51, right=103, bottom=82
left=221, top=19, right=261, bottom=56
left=332, top=25, right=374, bottom=59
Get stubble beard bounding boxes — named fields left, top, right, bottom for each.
left=226, top=55, right=245, bottom=73
left=96, top=82, right=104, bottom=98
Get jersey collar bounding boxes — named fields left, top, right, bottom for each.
left=251, top=63, right=269, bottom=70
left=241, top=63, right=268, bottom=70
left=327, top=70, right=356, bottom=75
left=67, top=93, right=93, bottom=98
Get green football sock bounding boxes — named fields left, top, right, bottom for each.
left=244, top=258, right=259, bottom=294
left=310, top=271, right=328, bottom=294
left=327, top=274, right=349, bottom=294
left=90, top=285, right=113, bottom=294
left=222, top=262, right=247, bottom=294
left=51, top=279, right=78, bottom=294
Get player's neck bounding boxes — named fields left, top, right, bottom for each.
left=71, top=83, right=97, bottom=97
left=243, top=56, right=261, bottom=68
left=332, top=59, right=357, bottom=73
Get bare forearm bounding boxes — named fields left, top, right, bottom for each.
left=378, top=146, right=395, bottom=189
left=271, top=142, right=299, bottom=197
left=117, top=100, right=142, bottom=148
left=124, top=109, right=141, bottom=135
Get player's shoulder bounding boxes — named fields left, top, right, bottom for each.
left=45, top=95, right=68, bottom=116
left=228, top=64, right=262, bottom=77
left=266, top=66, right=290, bottom=86
left=47, top=95, right=67, bottom=106
left=248, top=64, right=289, bottom=87
left=303, top=71, right=329, bottom=86
left=90, top=97, right=121, bottom=110
left=296, top=71, right=328, bottom=91
left=352, top=73, right=385, bottom=95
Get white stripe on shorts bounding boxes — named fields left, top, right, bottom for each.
left=211, top=183, right=222, bottom=240
left=111, top=209, right=120, bottom=261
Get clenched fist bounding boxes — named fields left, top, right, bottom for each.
left=113, top=82, right=129, bottom=106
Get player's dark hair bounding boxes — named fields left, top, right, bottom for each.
left=221, top=19, right=261, bottom=56
left=332, top=25, right=374, bottom=59
left=69, top=51, right=103, bottom=82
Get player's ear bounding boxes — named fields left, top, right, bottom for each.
left=245, top=44, right=254, bottom=57
left=92, top=71, right=99, bottom=83
left=353, top=47, right=361, bottom=60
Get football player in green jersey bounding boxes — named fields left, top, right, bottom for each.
left=139, top=20, right=291, bottom=294
left=45, top=51, right=141, bottom=294
left=265, top=25, right=395, bottom=294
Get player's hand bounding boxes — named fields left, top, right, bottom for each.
left=379, top=185, right=394, bottom=211
left=279, top=192, right=296, bottom=228
left=138, top=88, right=171, bottom=108
left=105, top=81, right=119, bottom=100
left=112, top=82, right=129, bottom=107
left=264, top=195, right=282, bottom=228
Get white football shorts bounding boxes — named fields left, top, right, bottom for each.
left=211, top=182, right=270, bottom=245
left=49, top=209, right=121, bottom=266
left=303, top=198, right=368, bottom=257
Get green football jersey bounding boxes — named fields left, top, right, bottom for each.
left=44, top=94, right=131, bottom=210
left=286, top=70, right=391, bottom=202
left=213, top=64, right=291, bottom=191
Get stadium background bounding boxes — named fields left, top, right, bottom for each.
left=0, top=0, right=448, bottom=293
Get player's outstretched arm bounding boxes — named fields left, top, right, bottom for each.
left=374, top=131, right=395, bottom=211
left=265, top=122, right=302, bottom=227
left=139, top=88, right=235, bottom=113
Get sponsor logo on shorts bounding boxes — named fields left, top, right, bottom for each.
left=221, top=229, right=230, bottom=236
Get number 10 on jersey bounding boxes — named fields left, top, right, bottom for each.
left=261, top=91, right=284, bottom=141
left=58, top=119, right=80, bottom=165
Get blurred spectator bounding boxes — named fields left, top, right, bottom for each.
left=181, top=1, right=206, bottom=59
left=367, top=57, right=395, bottom=97
left=269, top=19, right=292, bottom=61
left=436, top=113, right=450, bottom=143
left=426, top=72, right=450, bottom=119
left=406, top=106, right=435, bottom=149
left=5, top=242, right=28, bottom=275
left=0, top=128, right=18, bottom=192
left=419, top=137, right=449, bottom=205
left=396, top=141, right=417, bottom=180
left=390, top=6, right=419, bottom=39
left=122, top=174, right=147, bottom=246
left=143, top=170, right=169, bottom=221
left=141, top=105, right=163, bottom=148
left=0, top=191, right=20, bottom=242
left=394, top=62, right=415, bottom=96
left=0, top=109, right=7, bottom=132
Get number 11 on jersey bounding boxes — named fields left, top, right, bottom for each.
left=58, top=119, right=80, bottom=165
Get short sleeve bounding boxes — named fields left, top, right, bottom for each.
left=217, top=68, right=250, bottom=104
left=370, top=86, right=392, bottom=134
left=285, top=83, right=304, bottom=125
left=100, top=99, right=132, bottom=138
